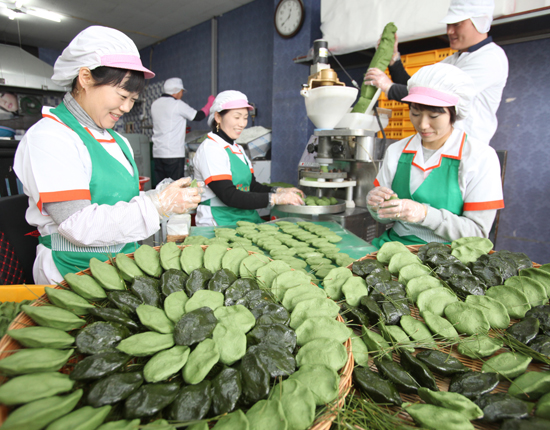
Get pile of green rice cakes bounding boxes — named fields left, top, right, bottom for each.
left=0, top=234, right=353, bottom=430
left=183, top=220, right=355, bottom=282
left=338, top=237, right=550, bottom=430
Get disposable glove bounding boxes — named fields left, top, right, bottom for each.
left=276, top=187, right=305, bottom=198
left=364, top=68, right=393, bottom=93
left=270, top=191, right=304, bottom=206
left=367, top=186, right=396, bottom=212
left=146, top=177, right=202, bottom=217
left=201, top=95, right=215, bottom=116
left=378, top=197, right=428, bottom=224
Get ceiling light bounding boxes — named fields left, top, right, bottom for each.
left=0, top=1, right=62, bottom=22
left=26, top=6, right=62, bottom=22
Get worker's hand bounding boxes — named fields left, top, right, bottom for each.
left=367, top=186, right=396, bottom=211
left=364, top=68, right=393, bottom=93
left=146, top=177, right=202, bottom=217
left=201, top=95, right=215, bottom=116
left=270, top=191, right=304, bottom=206
left=378, top=198, right=428, bottom=224
left=276, top=187, right=305, bottom=198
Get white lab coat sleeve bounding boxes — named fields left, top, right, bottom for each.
left=57, top=195, right=160, bottom=247
left=420, top=143, right=503, bottom=240
left=421, top=206, right=496, bottom=240
left=178, top=100, right=198, bottom=121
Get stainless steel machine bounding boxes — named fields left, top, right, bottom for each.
left=272, top=39, right=393, bottom=242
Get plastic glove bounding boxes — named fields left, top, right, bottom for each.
left=367, top=186, right=396, bottom=212
left=201, top=95, right=215, bottom=116
left=146, top=177, right=202, bottom=217
left=276, top=187, right=305, bottom=198
left=364, top=68, right=393, bottom=93
left=270, top=191, right=304, bottom=206
left=378, top=198, right=428, bottom=224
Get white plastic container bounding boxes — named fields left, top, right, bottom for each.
left=301, top=86, right=358, bottom=129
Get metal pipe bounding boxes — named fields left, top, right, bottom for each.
left=211, top=17, right=218, bottom=96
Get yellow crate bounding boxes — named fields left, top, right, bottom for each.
left=378, top=100, right=393, bottom=109
left=402, top=118, right=413, bottom=128
left=405, top=65, right=423, bottom=76
left=402, top=129, right=416, bottom=138
left=392, top=109, right=404, bottom=118
left=386, top=130, right=403, bottom=139
left=402, top=48, right=457, bottom=69
left=0, top=285, right=47, bottom=302
left=386, top=119, right=403, bottom=130
left=436, top=48, right=457, bottom=61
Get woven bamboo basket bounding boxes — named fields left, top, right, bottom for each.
left=0, top=245, right=354, bottom=429
left=346, top=244, right=548, bottom=430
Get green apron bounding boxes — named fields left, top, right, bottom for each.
left=39, top=102, right=140, bottom=276
left=372, top=144, right=464, bottom=248
left=201, top=146, right=263, bottom=226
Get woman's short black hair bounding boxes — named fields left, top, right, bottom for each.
left=211, top=109, right=229, bottom=132
left=410, top=103, right=457, bottom=125
left=71, top=66, right=145, bottom=94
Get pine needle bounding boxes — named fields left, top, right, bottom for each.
left=332, top=392, right=416, bottom=430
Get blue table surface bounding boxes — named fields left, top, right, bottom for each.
left=190, top=220, right=377, bottom=260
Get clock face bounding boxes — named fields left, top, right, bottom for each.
left=275, top=0, right=304, bottom=38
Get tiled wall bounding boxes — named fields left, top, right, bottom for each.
left=490, top=38, right=550, bottom=263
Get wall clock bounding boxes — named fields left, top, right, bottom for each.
left=274, top=0, right=305, bottom=39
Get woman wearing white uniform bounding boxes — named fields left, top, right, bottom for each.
left=14, top=26, right=201, bottom=284
left=193, top=90, right=303, bottom=226
left=367, top=63, right=504, bottom=248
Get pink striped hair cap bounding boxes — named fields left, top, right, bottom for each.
left=402, top=63, right=474, bottom=120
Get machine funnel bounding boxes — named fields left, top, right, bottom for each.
left=301, top=86, right=358, bottom=129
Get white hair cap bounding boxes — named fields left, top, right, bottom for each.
left=164, top=78, right=186, bottom=94
left=402, top=63, right=474, bottom=121
left=52, top=26, right=154, bottom=87
left=208, top=90, right=253, bottom=127
left=440, top=0, right=494, bottom=33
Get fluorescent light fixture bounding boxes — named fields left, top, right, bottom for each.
left=0, top=1, right=62, bottom=22
left=26, top=6, right=62, bottom=22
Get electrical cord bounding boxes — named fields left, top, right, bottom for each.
left=328, top=49, right=360, bottom=89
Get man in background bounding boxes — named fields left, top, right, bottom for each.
left=365, top=0, right=508, bottom=145
left=151, top=78, right=214, bottom=185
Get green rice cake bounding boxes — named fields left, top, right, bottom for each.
left=417, top=287, right=458, bottom=317
left=445, top=302, right=490, bottom=335
left=342, top=276, right=369, bottom=307
left=485, top=285, right=531, bottom=319
left=295, top=316, right=352, bottom=346
left=296, top=337, right=348, bottom=371
left=464, top=295, right=510, bottom=329
left=481, top=352, right=532, bottom=380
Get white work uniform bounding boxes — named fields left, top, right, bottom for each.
left=374, top=128, right=504, bottom=243
left=193, top=132, right=255, bottom=226
left=14, top=106, right=160, bottom=284
left=441, top=41, right=508, bottom=145
left=151, top=96, right=197, bottom=158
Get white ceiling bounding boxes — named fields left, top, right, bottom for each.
left=0, top=0, right=255, bottom=51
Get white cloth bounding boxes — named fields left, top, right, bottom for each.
left=14, top=106, right=161, bottom=284
left=151, top=96, right=197, bottom=158
left=440, top=41, right=508, bottom=145
left=193, top=132, right=254, bottom=226
left=373, top=128, right=504, bottom=243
